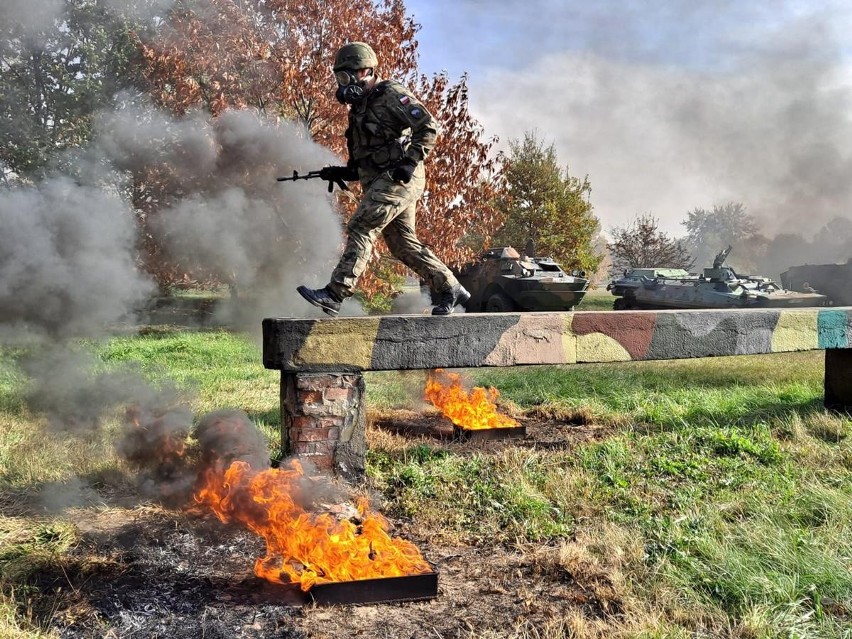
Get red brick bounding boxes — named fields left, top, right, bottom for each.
left=292, top=416, right=340, bottom=430
left=296, top=428, right=332, bottom=442
left=298, top=390, right=323, bottom=404
left=323, top=388, right=352, bottom=402
left=303, top=403, right=350, bottom=418
left=291, top=416, right=314, bottom=430
left=293, top=441, right=334, bottom=455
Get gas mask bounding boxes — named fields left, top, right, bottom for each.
left=335, top=69, right=369, bottom=105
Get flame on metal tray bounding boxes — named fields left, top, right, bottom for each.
left=425, top=368, right=518, bottom=430
left=195, top=459, right=431, bottom=591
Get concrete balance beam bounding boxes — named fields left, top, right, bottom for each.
left=263, top=307, right=852, bottom=477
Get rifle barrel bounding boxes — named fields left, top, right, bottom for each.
left=276, top=170, right=323, bottom=182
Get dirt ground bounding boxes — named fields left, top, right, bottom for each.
left=16, top=413, right=619, bottom=639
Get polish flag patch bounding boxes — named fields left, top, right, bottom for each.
left=399, top=96, right=410, bottom=105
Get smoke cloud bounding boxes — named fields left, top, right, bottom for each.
left=5, top=98, right=349, bottom=503
left=1, top=96, right=350, bottom=340
left=0, top=178, right=155, bottom=342
left=194, top=409, right=270, bottom=476
left=0, top=1, right=366, bottom=524
left=0, top=0, right=65, bottom=37
left=91, top=103, right=348, bottom=325
left=475, top=21, right=852, bottom=242
left=410, top=0, right=852, bottom=259
left=21, top=347, right=180, bottom=434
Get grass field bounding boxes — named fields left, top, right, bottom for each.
left=577, top=287, right=617, bottom=311
left=0, top=326, right=850, bottom=638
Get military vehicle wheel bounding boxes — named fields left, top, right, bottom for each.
left=485, top=291, right=517, bottom=312
left=613, top=298, right=630, bottom=310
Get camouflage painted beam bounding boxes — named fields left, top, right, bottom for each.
left=263, top=307, right=852, bottom=372
left=264, top=307, right=852, bottom=476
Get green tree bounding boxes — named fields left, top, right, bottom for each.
left=681, top=202, right=762, bottom=271
left=494, top=131, right=600, bottom=273
left=0, top=0, right=144, bottom=182
left=607, top=213, right=693, bottom=273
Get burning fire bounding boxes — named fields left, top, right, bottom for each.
left=195, top=458, right=431, bottom=590
left=425, top=369, right=519, bottom=430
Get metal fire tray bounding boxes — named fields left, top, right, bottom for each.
left=308, top=571, right=439, bottom=606
left=453, top=424, right=526, bottom=441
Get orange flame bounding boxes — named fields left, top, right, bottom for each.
left=425, top=369, right=518, bottom=430
left=195, top=459, right=431, bottom=590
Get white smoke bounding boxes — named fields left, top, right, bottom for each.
left=476, top=45, right=852, bottom=240
left=0, top=0, right=65, bottom=37
left=413, top=0, right=852, bottom=246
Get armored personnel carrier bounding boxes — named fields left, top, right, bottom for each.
left=610, top=247, right=828, bottom=310
left=780, top=259, right=852, bottom=306
left=607, top=267, right=694, bottom=297
left=453, top=246, right=590, bottom=312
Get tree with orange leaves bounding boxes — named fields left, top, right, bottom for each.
left=136, top=0, right=503, bottom=298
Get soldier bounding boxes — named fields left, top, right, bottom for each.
left=296, top=42, right=470, bottom=317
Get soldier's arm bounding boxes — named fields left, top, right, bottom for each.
left=387, top=85, right=439, bottom=164
left=344, top=126, right=358, bottom=174
left=404, top=102, right=438, bottom=164
left=328, top=124, right=358, bottom=181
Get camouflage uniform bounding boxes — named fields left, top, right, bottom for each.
left=326, top=79, right=460, bottom=301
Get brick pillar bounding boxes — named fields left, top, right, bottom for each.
left=825, top=349, right=852, bottom=413
left=280, top=372, right=366, bottom=480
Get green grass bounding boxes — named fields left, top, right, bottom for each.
left=368, top=352, right=850, bottom=637
left=1, top=331, right=850, bottom=638
left=369, top=446, right=575, bottom=543
left=576, top=287, right=617, bottom=311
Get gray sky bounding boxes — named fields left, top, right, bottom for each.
left=407, top=0, right=852, bottom=238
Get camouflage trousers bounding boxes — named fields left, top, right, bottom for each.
left=328, top=169, right=458, bottom=300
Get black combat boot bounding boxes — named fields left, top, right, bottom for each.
left=432, top=284, right=471, bottom=316
left=297, top=286, right=342, bottom=317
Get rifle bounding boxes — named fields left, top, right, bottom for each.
left=276, top=170, right=349, bottom=193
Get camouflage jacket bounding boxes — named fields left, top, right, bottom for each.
left=346, top=79, right=439, bottom=180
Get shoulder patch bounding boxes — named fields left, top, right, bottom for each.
left=399, top=95, right=410, bottom=105
left=409, top=106, right=423, bottom=118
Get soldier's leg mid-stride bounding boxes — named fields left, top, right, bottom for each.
left=297, top=174, right=469, bottom=318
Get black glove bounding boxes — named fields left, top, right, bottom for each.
left=391, top=158, right=417, bottom=184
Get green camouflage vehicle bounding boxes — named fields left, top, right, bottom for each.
left=452, top=246, right=590, bottom=312
left=607, top=267, right=695, bottom=297
left=610, top=247, right=828, bottom=310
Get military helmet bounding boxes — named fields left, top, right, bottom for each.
left=333, top=42, right=378, bottom=72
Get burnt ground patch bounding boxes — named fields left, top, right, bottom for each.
left=7, top=413, right=623, bottom=638
left=16, top=508, right=307, bottom=638
left=17, top=514, right=623, bottom=638
left=371, top=408, right=614, bottom=452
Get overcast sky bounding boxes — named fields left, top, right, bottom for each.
left=405, top=0, right=852, bottom=239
